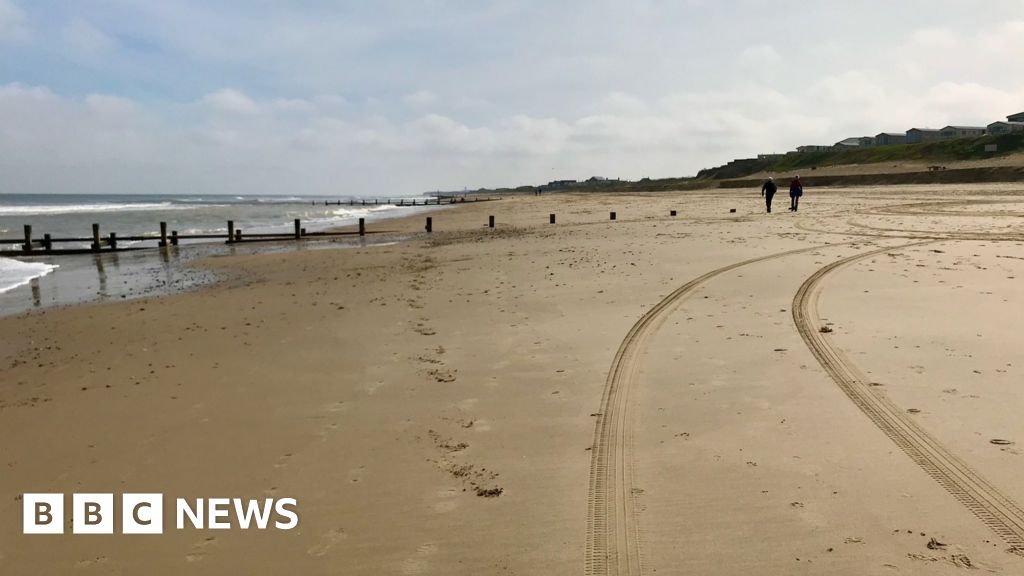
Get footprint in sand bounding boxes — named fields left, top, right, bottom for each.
left=348, top=466, right=365, bottom=484
left=74, top=556, right=109, bottom=567
left=400, top=543, right=439, bottom=575
left=186, top=536, right=218, bottom=562
left=432, top=488, right=460, bottom=513
left=273, top=453, right=293, bottom=470
left=306, top=528, right=347, bottom=557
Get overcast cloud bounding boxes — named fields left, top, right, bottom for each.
left=2, top=0, right=1024, bottom=195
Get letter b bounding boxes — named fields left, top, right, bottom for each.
left=23, top=494, right=64, bottom=534
left=73, top=493, right=113, bottom=534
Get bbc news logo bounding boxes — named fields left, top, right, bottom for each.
left=23, top=493, right=298, bottom=534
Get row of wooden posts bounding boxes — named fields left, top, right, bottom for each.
left=14, top=217, right=375, bottom=254
left=10, top=208, right=689, bottom=255
left=318, top=196, right=497, bottom=206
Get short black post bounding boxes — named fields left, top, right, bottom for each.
left=159, top=221, right=168, bottom=247
left=488, top=215, right=495, bottom=228
left=301, top=227, right=306, bottom=236
left=109, top=232, right=117, bottom=250
left=358, top=218, right=365, bottom=236
left=610, top=211, right=616, bottom=220
left=171, top=230, right=179, bottom=246
left=549, top=214, right=556, bottom=224
left=43, top=234, right=52, bottom=251
left=91, top=223, right=101, bottom=251
left=227, top=220, right=235, bottom=244
left=670, top=210, right=677, bottom=216
left=425, top=217, right=432, bottom=232
left=22, top=224, right=32, bottom=252
left=294, top=218, right=301, bottom=239
left=235, top=229, right=242, bottom=242
left=729, top=208, right=737, bottom=213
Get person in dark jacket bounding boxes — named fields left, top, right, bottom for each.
left=760, top=177, right=777, bottom=213
left=789, top=176, right=803, bottom=211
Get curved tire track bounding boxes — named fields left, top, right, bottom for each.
left=793, top=241, right=1024, bottom=550
left=585, top=243, right=835, bottom=576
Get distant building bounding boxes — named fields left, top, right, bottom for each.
left=1007, top=112, right=1024, bottom=122
left=875, top=132, right=906, bottom=146
left=939, top=125, right=986, bottom=139
left=796, top=145, right=832, bottom=153
left=905, top=128, right=943, bottom=144
left=757, top=153, right=785, bottom=160
left=832, top=137, right=861, bottom=149
left=987, top=121, right=1024, bottom=135
left=833, top=136, right=872, bottom=149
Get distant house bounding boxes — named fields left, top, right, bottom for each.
left=1007, top=112, right=1024, bottom=122
left=939, top=125, right=986, bottom=139
left=875, top=132, right=906, bottom=146
left=796, top=145, right=832, bottom=153
left=987, top=121, right=1024, bottom=135
left=858, top=136, right=875, bottom=147
left=832, top=137, right=863, bottom=149
left=906, top=128, right=943, bottom=144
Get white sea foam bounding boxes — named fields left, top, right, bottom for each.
left=0, top=258, right=58, bottom=293
left=0, top=202, right=213, bottom=216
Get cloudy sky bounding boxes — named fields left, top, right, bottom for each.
left=2, top=1, right=1024, bottom=196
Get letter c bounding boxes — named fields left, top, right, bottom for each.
left=133, top=502, right=152, bottom=526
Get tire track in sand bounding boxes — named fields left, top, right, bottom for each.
left=793, top=241, right=1024, bottom=551
left=585, top=243, right=835, bottom=576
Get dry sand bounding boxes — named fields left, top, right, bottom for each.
left=2, top=184, right=1024, bottom=574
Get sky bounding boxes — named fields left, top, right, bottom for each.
left=2, top=1, right=1024, bottom=196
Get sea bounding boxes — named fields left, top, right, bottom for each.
left=0, top=193, right=441, bottom=314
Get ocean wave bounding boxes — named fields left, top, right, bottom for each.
left=0, top=202, right=216, bottom=216
left=0, top=258, right=58, bottom=293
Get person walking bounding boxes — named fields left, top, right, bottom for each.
left=789, top=175, right=803, bottom=211
left=761, top=177, right=777, bottom=213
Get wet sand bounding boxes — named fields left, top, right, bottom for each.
left=2, top=185, right=1024, bottom=574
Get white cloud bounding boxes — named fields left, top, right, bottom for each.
left=201, top=88, right=261, bottom=115
left=403, top=90, right=439, bottom=108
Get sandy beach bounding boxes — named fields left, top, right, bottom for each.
left=3, top=184, right=1024, bottom=574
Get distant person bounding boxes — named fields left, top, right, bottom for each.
left=789, top=176, right=803, bottom=212
left=760, top=177, right=776, bottom=213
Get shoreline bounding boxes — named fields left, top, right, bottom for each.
left=0, top=200, right=456, bottom=317
left=3, top=184, right=1024, bottom=574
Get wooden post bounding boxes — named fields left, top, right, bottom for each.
left=235, top=229, right=242, bottom=242
left=109, top=232, right=117, bottom=250
left=670, top=210, right=677, bottom=216
left=43, top=234, right=52, bottom=251
left=159, top=221, right=168, bottom=247
left=425, top=217, right=432, bottom=233
left=22, top=225, right=32, bottom=252
left=610, top=211, right=616, bottom=220
left=488, top=215, right=495, bottom=228
left=227, top=220, right=235, bottom=243
left=294, top=219, right=301, bottom=239
left=171, top=230, right=179, bottom=246
left=301, top=227, right=306, bottom=236
left=549, top=214, right=556, bottom=224
left=91, top=224, right=101, bottom=251
left=729, top=208, right=737, bottom=213
left=359, top=218, right=365, bottom=236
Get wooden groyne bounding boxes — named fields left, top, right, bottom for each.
left=1, top=218, right=385, bottom=257
left=318, top=196, right=501, bottom=206
left=1, top=196, right=503, bottom=257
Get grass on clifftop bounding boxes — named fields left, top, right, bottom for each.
left=767, top=134, right=1024, bottom=172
